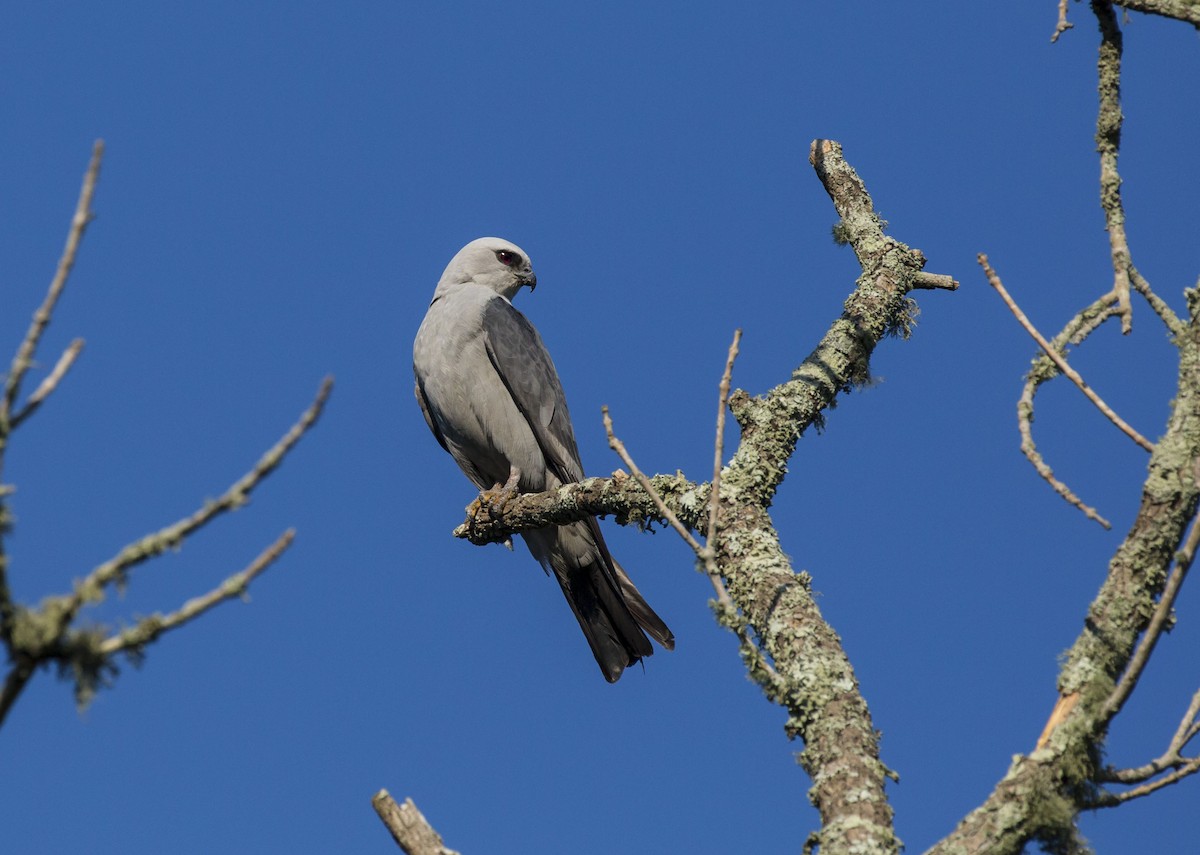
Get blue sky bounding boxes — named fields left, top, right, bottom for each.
left=3, top=2, right=1199, bottom=852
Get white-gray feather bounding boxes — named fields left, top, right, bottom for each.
left=413, top=237, right=673, bottom=681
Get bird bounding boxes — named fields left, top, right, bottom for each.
left=413, top=237, right=674, bottom=681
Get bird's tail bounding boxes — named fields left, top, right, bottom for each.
left=524, top=519, right=673, bottom=682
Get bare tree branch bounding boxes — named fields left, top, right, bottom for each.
left=53, top=375, right=333, bottom=636
left=0, top=140, right=102, bottom=442
left=1129, top=265, right=1185, bottom=336
left=98, top=529, right=295, bottom=657
left=981, top=254, right=1153, bottom=452
left=1091, top=757, right=1200, bottom=806
left=706, top=328, right=742, bottom=579
left=0, top=375, right=333, bottom=726
left=1, top=144, right=103, bottom=662
left=1017, top=293, right=1121, bottom=529
left=1053, top=0, right=1076, bottom=41
left=372, top=791, right=461, bottom=855
left=602, top=406, right=706, bottom=558
left=1098, top=687, right=1200, bottom=786
left=9, top=338, right=85, bottom=429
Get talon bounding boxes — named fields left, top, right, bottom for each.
left=480, top=465, right=522, bottom=516
left=467, top=466, right=523, bottom=542
left=480, top=485, right=517, bottom=516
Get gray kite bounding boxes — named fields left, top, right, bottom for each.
left=413, top=237, right=674, bottom=681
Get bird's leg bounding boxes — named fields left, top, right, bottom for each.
left=498, top=466, right=521, bottom=493
left=483, top=465, right=522, bottom=513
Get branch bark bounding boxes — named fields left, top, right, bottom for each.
left=1114, top=0, right=1200, bottom=26
left=373, top=791, right=461, bottom=855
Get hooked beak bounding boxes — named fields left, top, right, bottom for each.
left=520, top=271, right=537, bottom=292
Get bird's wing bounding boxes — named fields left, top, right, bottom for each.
left=480, top=296, right=585, bottom=485
left=414, top=378, right=450, bottom=453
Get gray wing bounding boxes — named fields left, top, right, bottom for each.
left=481, top=298, right=585, bottom=485
left=414, top=378, right=450, bottom=453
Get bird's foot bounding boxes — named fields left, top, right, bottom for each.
left=466, top=467, right=522, bottom=548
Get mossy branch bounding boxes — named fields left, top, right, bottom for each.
left=0, top=143, right=333, bottom=729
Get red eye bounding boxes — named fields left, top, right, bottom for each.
left=495, top=250, right=520, bottom=267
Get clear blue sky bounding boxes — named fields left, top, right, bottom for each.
left=3, top=3, right=1198, bottom=852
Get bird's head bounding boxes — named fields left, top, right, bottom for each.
left=439, top=237, right=536, bottom=300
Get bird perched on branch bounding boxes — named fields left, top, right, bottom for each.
left=413, top=237, right=674, bottom=681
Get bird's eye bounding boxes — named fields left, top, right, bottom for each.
left=495, top=250, right=521, bottom=267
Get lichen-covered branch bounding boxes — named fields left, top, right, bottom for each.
left=0, top=143, right=103, bottom=661
left=927, top=282, right=1200, bottom=855
left=0, top=376, right=332, bottom=720
left=1129, top=265, right=1184, bottom=336
left=447, top=139, right=952, bottom=854
left=922, top=9, right=1200, bottom=851
left=1093, top=0, right=1135, bottom=334
left=709, top=139, right=946, bottom=853
left=98, top=529, right=296, bottom=658
left=52, top=375, right=333, bottom=637
left=454, top=473, right=708, bottom=544
left=0, top=143, right=333, bottom=728
left=1113, top=0, right=1200, bottom=27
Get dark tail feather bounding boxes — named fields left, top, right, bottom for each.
left=559, top=556, right=653, bottom=682
left=612, top=559, right=675, bottom=651
left=586, top=516, right=674, bottom=651
left=524, top=521, right=673, bottom=682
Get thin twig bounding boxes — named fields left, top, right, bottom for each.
left=1, top=141, right=103, bottom=435
left=604, top=346, right=778, bottom=687
left=602, top=406, right=704, bottom=555
left=1091, top=757, right=1200, bottom=806
left=1018, top=293, right=1120, bottom=528
left=1052, top=0, right=1075, bottom=41
left=56, top=376, right=333, bottom=631
left=99, top=529, right=295, bottom=656
left=1170, top=686, right=1200, bottom=752
left=705, top=329, right=742, bottom=598
left=981, top=254, right=1153, bottom=451
left=10, top=339, right=85, bottom=429
left=1101, top=688, right=1200, bottom=784
left=1129, top=265, right=1184, bottom=336
left=1019, top=384, right=1113, bottom=530
left=1, top=142, right=102, bottom=713
left=702, top=331, right=778, bottom=683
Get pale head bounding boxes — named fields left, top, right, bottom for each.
left=436, top=237, right=536, bottom=300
